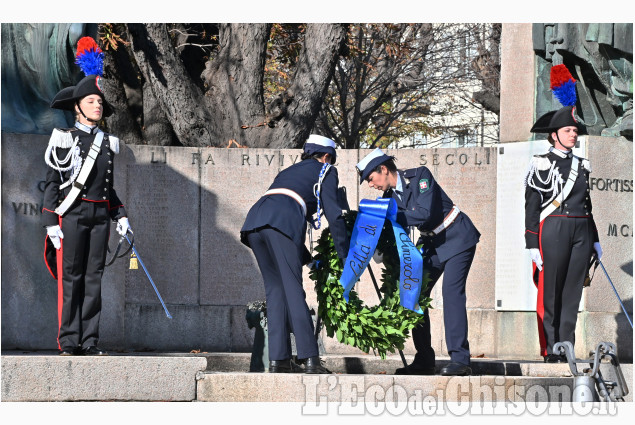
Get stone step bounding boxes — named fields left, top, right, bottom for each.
left=1, top=351, right=207, bottom=401
left=197, top=373, right=601, bottom=404
left=198, top=353, right=633, bottom=403
left=201, top=352, right=590, bottom=377
left=2, top=351, right=631, bottom=402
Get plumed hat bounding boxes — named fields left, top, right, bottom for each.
left=50, top=37, right=114, bottom=117
left=530, top=106, right=587, bottom=134
left=530, top=64, right=586, bottom=134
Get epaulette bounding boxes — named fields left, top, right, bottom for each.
left=403, top=168, right=418, bottom=179
left=529, top=154, right=552, bottom=171
left=580, top=157, right=591, bottom=172
left=107, top=134, right=120, bottom=154
left=47, top=128, right=77, bottom=148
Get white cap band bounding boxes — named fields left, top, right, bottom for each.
left=306, top=134, right=336, bottom=149
left=356, top=148, right=386, bottom=172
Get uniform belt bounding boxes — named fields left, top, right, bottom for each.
left=264, top=188, right=307, bottom=217
left=420, top=205, right=460, bottom=237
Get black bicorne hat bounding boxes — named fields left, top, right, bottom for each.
left=50, top=75, right=114, bottom=117
left=530, top=106, right=587, bottom=135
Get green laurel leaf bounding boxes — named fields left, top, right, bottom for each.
left=310, top=211, right=432, bottom=359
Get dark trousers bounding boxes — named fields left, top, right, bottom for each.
left=412, top=245, right=476, bottom=367
left=536, top=216, right=594, bottom=356
left=247, top=228, right=318, bottom=361
left=57, top=201, right=110, bottom=350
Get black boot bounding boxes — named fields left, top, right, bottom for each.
left=395, top=362, right=436, bottom=375
left=439, top=362, right=472, bottom=376
left=543, top=354, right=566, bottom=363
left=59, top=346, right=80, bottom=356
left=303, top=356, right=331, bottom=374
left=82, top=346, right=108, bottom=356
left=269, top=359, right=293, bottom=373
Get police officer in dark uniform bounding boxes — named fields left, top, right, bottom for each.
left=240, top=135, right=349, bottom=374
left=43, top=60, right=129, bottom=355
left=525, top=105, right=602, bottom=362
left=356, top=148, right=480, bottom=376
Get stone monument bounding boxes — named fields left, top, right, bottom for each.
left=533, top=23, right=633, bottom=140
left=0, top=23, right=99, bottom=134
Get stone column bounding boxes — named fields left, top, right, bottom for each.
left=500, top=24, right=536, bottom=143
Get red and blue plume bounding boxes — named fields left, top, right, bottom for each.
left=75, top=37, right=104, bottom=76
left=550, top=64, right=577, bottom=107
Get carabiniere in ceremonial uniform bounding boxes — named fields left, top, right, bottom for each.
left=525, top=105, right=602, bottom=363
left=42, top=44, right=130, bottom=356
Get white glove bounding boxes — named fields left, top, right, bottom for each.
left=593, top=242, right=603, bottom=260
left=46, top=225, right=64, bottom=250
left=372, top=249, right=384, bottom=264
left=116, top=217, right=130, bottom=236
left=529, top=248, right=542, bottom=271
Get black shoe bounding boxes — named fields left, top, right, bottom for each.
left=269, top=359, right=293, bottom=373
left=82, top=346, right=108, bottom=356
left=303, top=356, right=332, bottom=374
left=395, top=363, right=436, bottom=375
left=440, top=362, right=471, bottom=376
left=58, top=347, right=79, bottom=356
left=543, top=354, right=566, bottom=363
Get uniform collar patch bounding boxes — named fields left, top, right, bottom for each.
left=419, top=179, right=429, bottom=192
left=549, top=146, right=572, bottom=159
left=75, top=121, right=98, bottom=134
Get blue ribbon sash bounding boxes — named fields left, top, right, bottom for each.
left=339, top=198, right=424, bottom=314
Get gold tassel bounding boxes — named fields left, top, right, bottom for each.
left=129, top=252, right=138, bottom=270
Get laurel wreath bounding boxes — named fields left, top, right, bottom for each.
left=309, top=211, right=432, bottom=359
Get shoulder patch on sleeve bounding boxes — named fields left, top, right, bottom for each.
left=108, top=134, right=120, bottom=154
left=48, top=128, right=75, bottom=148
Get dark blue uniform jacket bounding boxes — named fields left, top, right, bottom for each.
left=383, top=166, right=480, bottom=263
left=241, top=159, right=349, bottom=261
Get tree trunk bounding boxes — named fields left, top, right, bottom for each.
left=201, top=23, right=345, bottom=148
left=201, top=23, right=271, bottom=147
left=271, top=23, right=347, bottom=148
left=127, top=23, right=345, bottom=148
left=127, top=23, right=216, bottom=147
left=102, top=43, right=143, bottom=144
left=142, top=80, right=176, bottom=146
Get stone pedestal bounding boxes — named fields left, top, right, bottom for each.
left=500, top=24, right=536, bottom=143
left=1, top=133, right=631, bottom=361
